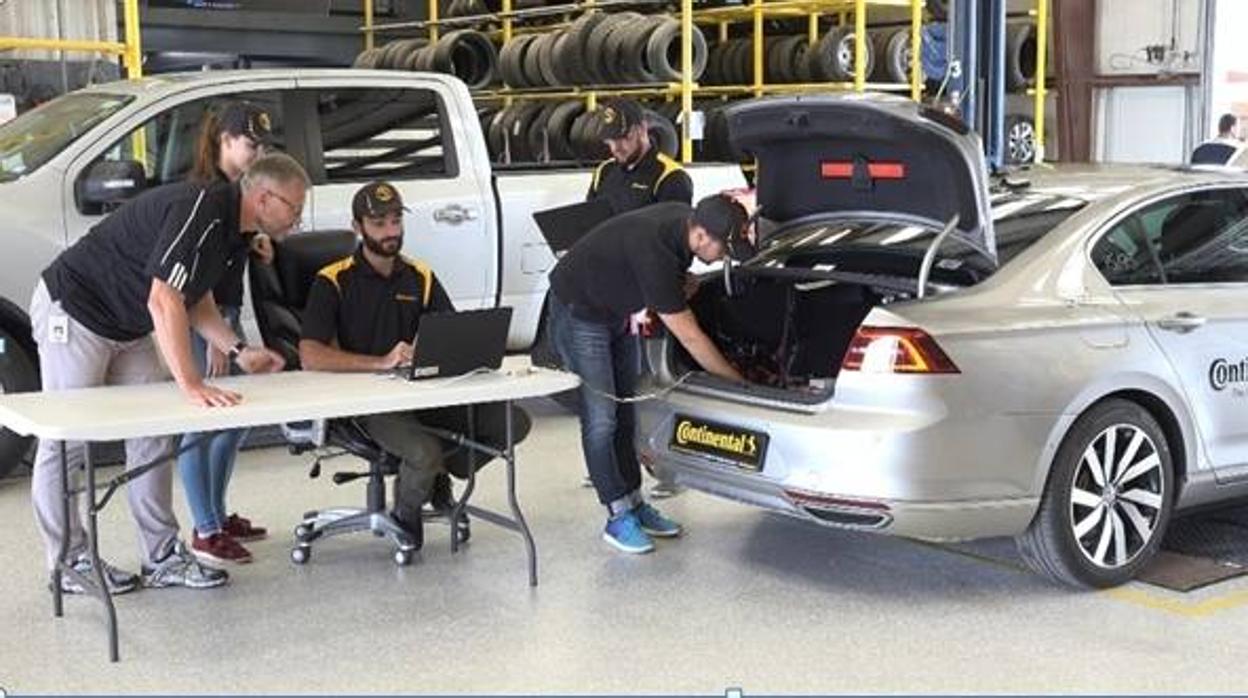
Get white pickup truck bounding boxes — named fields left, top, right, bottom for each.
left=0, top=69, right=746, bottom=474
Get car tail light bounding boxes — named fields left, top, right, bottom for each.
left=820, top=160, right=907, bottom=180
left=840, top=326, right=959, bottom=374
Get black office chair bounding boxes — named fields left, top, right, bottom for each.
left=250, top=230, right=436, bottom=566
left=1191, top=142, right=1239, bottom=165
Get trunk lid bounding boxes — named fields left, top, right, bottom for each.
left=725, top=94, right=997, bottom=264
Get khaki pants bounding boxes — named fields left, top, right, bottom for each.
left=29, top=280, right=178, bottom=571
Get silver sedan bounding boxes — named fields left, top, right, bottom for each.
left=637, top=94, right=1248, bottom=588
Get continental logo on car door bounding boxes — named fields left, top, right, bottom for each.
left=670, top=415, right=768, bottom=471
left=1210, top=357, right=1248, bottom=392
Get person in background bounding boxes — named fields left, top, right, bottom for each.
left=1191, top=113, right=1243, bottom=165
left=177, top=101, right=278, bottom=566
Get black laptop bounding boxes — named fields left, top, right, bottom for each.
left=406, top=307, right=513, bottom=380
left=532, top=198, right=614, bottom=253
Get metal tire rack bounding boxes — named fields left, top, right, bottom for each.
left=362, top=0, right=927, bottom=164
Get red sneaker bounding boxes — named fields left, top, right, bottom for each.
left=192, top=531, right=253, bottom=565
left=223, top=513, right=268, bottom=542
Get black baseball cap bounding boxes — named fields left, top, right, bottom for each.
left=352, top=180, right=410, bottom=221
left=219, top=102, right=275, bottom=147
left=594, top=99, right=646, bottom=141
left=691, top=194, right=749, bottom=244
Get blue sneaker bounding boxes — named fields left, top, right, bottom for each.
left=634, top=502, right=682, bottom=538
left=602, top=512, right=654, bottom=554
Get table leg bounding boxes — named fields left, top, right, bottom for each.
left=451, top=405, right=477, bottom=554
left=502, top=400, right=537, bottom=587
left=84, top=442, right=120, bottom=663
left=52, top=440, right=68, bottom=618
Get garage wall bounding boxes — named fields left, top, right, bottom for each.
left=0, top=1, right=118, bottom=61
left=1098, top=0, right=1201, bottom=75
left=1093, top=0, right=1205, bottom=163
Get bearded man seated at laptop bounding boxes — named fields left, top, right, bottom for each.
left=299, top=180, right=531, bottom=547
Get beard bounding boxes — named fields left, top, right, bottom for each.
left=363, top=231, right=403, bottom=258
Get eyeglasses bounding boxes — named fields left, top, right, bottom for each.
left=264, top=188, right=303, bottom=229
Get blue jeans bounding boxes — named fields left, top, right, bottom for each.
left=548, top=295, right=641, bottom=511
left=177, top=306, right=248, bottom=536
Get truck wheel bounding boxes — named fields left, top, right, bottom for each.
left=0, top=326, right=38, bottom=479
left=1017, top=399, right=1174, bottom=588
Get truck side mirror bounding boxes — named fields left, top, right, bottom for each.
left=76, top=160, right=146, bottom=214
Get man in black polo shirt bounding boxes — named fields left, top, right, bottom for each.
left=587, top=99, right=692, bottom=214
left=29, top=153, right=306, bottom=594
left=547, top=195, right=746, bottom=554
left=299, top=181, right=530, bottom=547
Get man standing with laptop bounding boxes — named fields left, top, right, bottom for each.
left=299, top=181, right=530, bottom=548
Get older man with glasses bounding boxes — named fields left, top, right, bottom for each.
left=29, top=153, right=310, bottom=595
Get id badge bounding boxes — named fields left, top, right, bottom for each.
left=49, top=315, right=69, bottom=345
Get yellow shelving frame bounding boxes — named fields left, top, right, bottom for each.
left=362, top=0, right=925, bottom=162
left=0, top=0, right=143, bottom=80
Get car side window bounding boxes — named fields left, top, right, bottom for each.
left=79, top=91, right=284, bottom=213
left=1092, top=189, right=1248, bottom=286
left=313, top=87, right=456, bottom=182
left=1153, top=189, right=1248, bottom=284
left=1092, top=216, right=1163, bottom=286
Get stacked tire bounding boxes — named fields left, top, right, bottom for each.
left=704, top=28, right=873, bottom=85
left=354, top=30, right=499, bottom=90
left=482, top=100, right=682, bottom=164
left=499, top=12, right=708, bottom=88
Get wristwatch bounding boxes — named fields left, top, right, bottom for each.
left=227, top=340, right=247, bottom=360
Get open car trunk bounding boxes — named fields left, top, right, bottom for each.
left=670, top=271, right=882, bottom=404
left=647, top=94, right=1000, bottom=407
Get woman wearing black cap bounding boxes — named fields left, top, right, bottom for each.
left=176, top=101, right=278, bottom=566
left=547, top=195, right=747, bottom=554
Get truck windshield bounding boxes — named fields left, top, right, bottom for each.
left=0, top=92, right=133, bottom=182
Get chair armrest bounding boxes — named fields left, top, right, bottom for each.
left=283, top=419, right=328, bottom=452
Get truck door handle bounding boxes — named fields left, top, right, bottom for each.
left=1155, top=312, right=1207, bottom=334
left=432, top=204, right=477, bottom=225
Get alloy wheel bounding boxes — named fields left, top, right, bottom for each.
left=1068, top=423, right=1165, bottom=569
left=1008, top=118, right=1036, bottom=164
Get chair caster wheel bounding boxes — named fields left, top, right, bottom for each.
left=291, top=545, right=311, bottom=565
left=294, top=523, right=313, bottom=540
left=394, top=549, right=413, bottom=566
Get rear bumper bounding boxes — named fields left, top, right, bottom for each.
left=637, top=392, right=1049, bottom=541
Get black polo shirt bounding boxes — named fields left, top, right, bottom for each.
left=42, top=180, right=245, bottom=342
left=301, top=247, right=454, bottom=357
left=587, top=146, right=693, bottom=215
left=201, top=168, right=251, bottom=309
left=549, top=201, right=693, bottom=325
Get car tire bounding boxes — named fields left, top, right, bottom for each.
left=1017, top=398, right=1174, bottom=588
left=525, top=101, right=562, bottom=163
left=431, top=30, right=498, bottom=90
left=811, top=25, right=873, bottom=82
left=498, top=33, right=534, bottom=87
left=645, top=18, right=708, bottom=82
left=562, top=11, right=607, bottom=85
left=547, top=100, right=586, bottom=161
left=1006, top=23, right=1036, bottom=92
left=643, top=108, right=679, bottom=158
left=0, top=325, right=38, bottom=479
left=1004, top=113, right=1037, bottom=165
left=522, top=33, right=551, bottom=87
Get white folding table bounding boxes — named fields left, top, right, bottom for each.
left=0, top=358, right=578, bottom=662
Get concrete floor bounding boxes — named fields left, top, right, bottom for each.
left=2, top=399, right=1248, bottom=694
